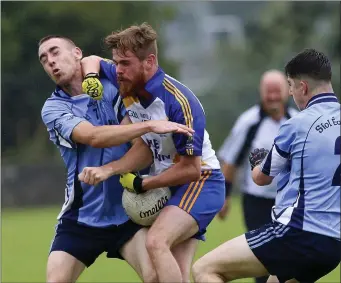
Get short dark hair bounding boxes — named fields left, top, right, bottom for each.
left=285, top=48, right=332, bottom=81
left=38, top=35, right=76, bottom=47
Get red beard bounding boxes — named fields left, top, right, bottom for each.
left=118, top=76, right=145, bottom=98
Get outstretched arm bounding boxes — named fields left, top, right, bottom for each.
left=78, top=137, right=153, bottom=186
left=72, top=120, right=193, bottom=148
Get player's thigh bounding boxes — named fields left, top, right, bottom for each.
left=172, top=238, right=198, bottom=282
left=47, top=251, right=85, bottom=282
left=147, top=204, right=199, bottom=247
left=120, top=227, right=156, bottom=282
left=193, top=234, right=269, bottom=280
left=151, top=169, right=225, bottom=246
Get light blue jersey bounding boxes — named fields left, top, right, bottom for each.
left=260, top=93, right=340, bottom=239
left=41, top=79, right=130, bottom=227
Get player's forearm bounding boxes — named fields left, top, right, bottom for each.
left=142, top=158, right=201, bottom=190
left=252, top=166, right=273, bottom=186
left=89, top=123, right=152, bottom=148
left=221, top=163, right=236, bottom=198
left=81, top=55, right=102, bottom=75
left=102, top=138, right=153, bottom=175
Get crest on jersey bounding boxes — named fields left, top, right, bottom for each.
left=186, top=136, right=194, bottom=155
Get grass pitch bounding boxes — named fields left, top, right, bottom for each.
left=2, top=196, right=340, bottom=282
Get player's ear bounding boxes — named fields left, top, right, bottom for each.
left=300, top=80, right=309, bottom=95
left=73, top=47, right=83, bottom=60
left=144, top=54, right=156, bottom=71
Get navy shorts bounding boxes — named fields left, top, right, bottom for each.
left=167, top=169, right=225, bottom=240
left=245, top=221, right=341, bottom=283
left=49, top=218, right=142, bottom=267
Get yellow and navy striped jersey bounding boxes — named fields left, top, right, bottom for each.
left=100, top=60, right=220, bottom=175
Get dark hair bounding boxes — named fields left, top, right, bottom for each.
left=285, top=48, right=332, bottom=81
left=38, top=35, right=76, bottom=47
left=104, top=22, right=157, bottom=60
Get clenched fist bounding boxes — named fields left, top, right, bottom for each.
left=78, top=166, right=112, bottom=186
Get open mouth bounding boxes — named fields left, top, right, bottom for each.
left=53, top=68, right=60, bottom=75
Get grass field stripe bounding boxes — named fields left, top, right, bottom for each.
left=182, top=171, right=208, bottom=211
left=163, top=79, right=193, bottom=128
left=186, top=170, right=212, bottom=213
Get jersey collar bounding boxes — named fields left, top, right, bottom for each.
left=305, top=93, right=338, bottom=109
left=144, top=67, right=165, bottom=97
left=53, top=86, right=71, bottom=99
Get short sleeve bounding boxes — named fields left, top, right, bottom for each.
left=41, top=99, right=86, bottom=148
left=170, top=95, right=205, bottom=156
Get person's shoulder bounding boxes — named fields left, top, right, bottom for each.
left=163, top=74, right=197, bottom=101
left=280, top=110, right=309, bottom=133
left=236, top=105, right=261, bottom=125
left=163, top=74, right=205, bottom=114
left=41, top=91, right=72, bottom=114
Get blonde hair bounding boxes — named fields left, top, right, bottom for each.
left=104, top=22, right=158, bottom=61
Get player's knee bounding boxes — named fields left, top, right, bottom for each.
left=192, top=258, right=225, bottom=283
left=192, top=258, right=212, bottom=282
left=146, top=232, right=169, bottom=255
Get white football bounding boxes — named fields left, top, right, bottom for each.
left=122, top=187, right=171, bottom=226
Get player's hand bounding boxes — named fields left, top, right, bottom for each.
left=119, top=173, right=144, bottom=194
left=82, top=73, right=103, bottom=100
left=217, top=197, right=231, bottom=220
left=146, top=120, right=195, bottom=136
left=249, top=148, right=269, bottom=170
left=78, top=166, right=112, bottom=186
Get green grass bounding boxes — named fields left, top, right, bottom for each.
left=2, top=197, right=340, bottom=282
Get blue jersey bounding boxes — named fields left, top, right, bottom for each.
left=260, top=93, right=340, bottom=239
left=99, top=60, right=220, bottom=175
left=41, top=79, right=130, bottom=227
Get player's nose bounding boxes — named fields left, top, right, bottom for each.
left=47, top=56, right=55, bottom=67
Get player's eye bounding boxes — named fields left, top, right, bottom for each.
left=121, top=61, right=130, bottom=66
left=41, top=57, right=47, bottom=64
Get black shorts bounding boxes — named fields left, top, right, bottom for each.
left=245, top=221, right=341, bottom=283
left=49, top=218, right=142, bottom=267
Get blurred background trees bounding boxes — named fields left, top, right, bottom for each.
left=1, top=1, right=339, bottom=171
left=1, top=1, right=177, bottom=164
